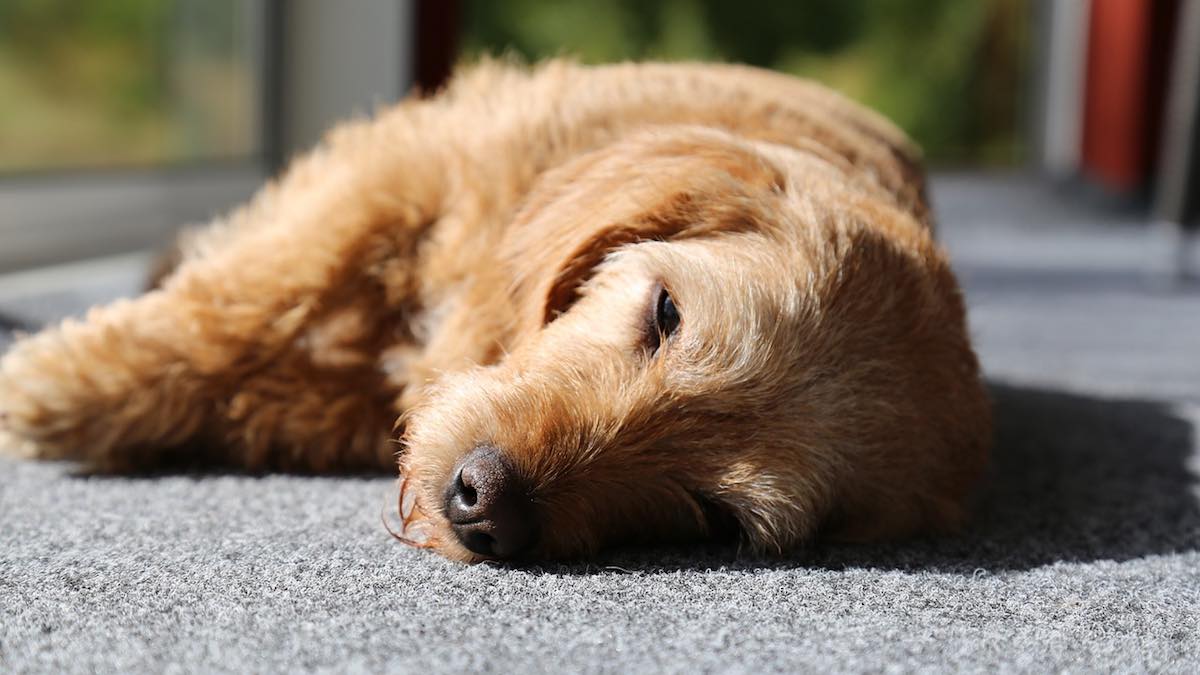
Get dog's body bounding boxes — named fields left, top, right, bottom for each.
left=0, top=61, right=990, bottom=562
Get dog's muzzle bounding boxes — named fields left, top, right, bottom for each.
left=443, top=445, right=538, bottom=558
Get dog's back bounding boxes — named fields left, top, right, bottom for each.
left=436, top=60, right=929, bottom=223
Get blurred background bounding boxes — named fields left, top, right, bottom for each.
left=0, top=0, right=1198, bottom=397
left=0, top=0, right=1032, bottom=173
left=0, top=0, right=1196, bottom=267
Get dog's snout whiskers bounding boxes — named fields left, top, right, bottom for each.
left=383, top=473, right=435, bottom=549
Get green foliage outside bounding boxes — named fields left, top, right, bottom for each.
left=0, top=0, right=253, bottom=172
left=462, top=0, right=1031, bottom=165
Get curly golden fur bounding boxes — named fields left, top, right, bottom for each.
left=0, top=60, right=990, bottom=562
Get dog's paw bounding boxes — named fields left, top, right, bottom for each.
left=0, top=376, right=49, bottom=460
left=0, top=380, right=90, bottom=462
left=0, top=338, right=87, bottom=462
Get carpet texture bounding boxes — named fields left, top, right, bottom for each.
left=2, top=174, right=1199, bottom=673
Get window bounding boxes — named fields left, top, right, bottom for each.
left=0, top=1, right=413, bottom=273
left=0, top=0, right=262, bottom=173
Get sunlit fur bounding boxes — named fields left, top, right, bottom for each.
left=0, top=59, right=990, bottom=562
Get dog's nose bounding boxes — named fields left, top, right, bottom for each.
left=443, top=445, right=536, bottom=558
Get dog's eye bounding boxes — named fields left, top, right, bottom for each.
left=646, top=283, right=681, bottom=353
left=656, top=287, right=680, bottom=338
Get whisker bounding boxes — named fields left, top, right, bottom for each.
left=382, top=474, right=437, bottom=549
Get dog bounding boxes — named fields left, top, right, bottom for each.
left=0, top=60, right=991, bottom=562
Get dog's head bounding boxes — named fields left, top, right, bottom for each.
left=397, top=128, right=990, bottom=562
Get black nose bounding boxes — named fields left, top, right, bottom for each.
left=443, top=445, right=537, bottom=558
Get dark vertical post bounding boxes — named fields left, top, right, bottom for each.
left=1154, top=2, right=1200, bottom=228
left=414, top=0, right=460, bottom=94
left=1153, top=0, right=1200, bottom=279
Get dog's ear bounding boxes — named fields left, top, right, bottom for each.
left=501, top=130, right=784, bottom=331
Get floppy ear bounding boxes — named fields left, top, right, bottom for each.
left=500, top=128, right=785, bottom=332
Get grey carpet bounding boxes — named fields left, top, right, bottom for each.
left=2, top=174, right=1199, bottom=673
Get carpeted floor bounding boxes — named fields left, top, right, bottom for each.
left=2, top=174, right=1199, bottom=673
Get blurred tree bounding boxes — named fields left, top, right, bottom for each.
left=0, top=0, right=252, bottom=171
left=0, top=0, right=169, bottom=114
left=459, top=0, right=1030, bottom=165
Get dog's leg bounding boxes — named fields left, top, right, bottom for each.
left=0, top=287, right=403, bottom=471
left=0, top=291, right=224, bottom=465
left=0, top=118, right=445, bottom=470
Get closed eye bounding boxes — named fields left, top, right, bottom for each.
left=644, top=281, right=681, bottom=354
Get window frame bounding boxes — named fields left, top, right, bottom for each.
left=0, top=0, right=415, bottom=274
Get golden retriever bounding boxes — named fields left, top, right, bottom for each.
left=0, top=60, right=991, bottom=562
